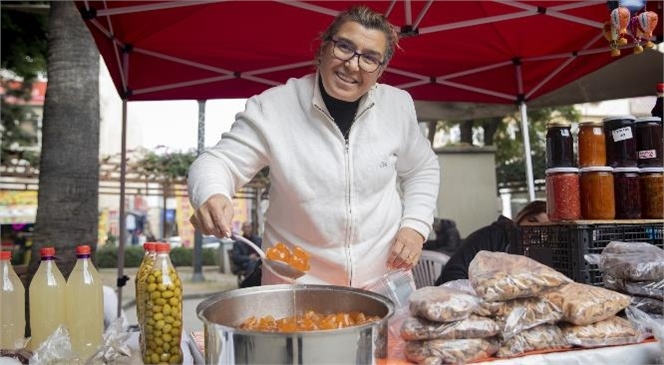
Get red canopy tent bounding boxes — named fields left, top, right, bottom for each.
left=74, top=0, right=662, bottom=312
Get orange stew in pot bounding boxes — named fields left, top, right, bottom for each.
left=239, top=310, right=381, bottom=332
left=266, top=242, right=311, bottom=272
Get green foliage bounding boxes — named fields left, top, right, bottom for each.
left=133, top=148, right=197, bottom=182
left=1, top=2, right=48, bottom=82
left=95, top=245, right=219, bottom=268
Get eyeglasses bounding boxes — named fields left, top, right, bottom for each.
left=330, top=39, right=384, bottom=73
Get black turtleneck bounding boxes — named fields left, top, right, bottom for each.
left=319, top=76, right=359, bottom=140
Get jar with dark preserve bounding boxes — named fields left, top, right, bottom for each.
left=546, top=121, right=574, bottom=168
left=635, top=116, right=663, bottom=168
left=640, top=167, right=664, bottom=219
left=613, top=167, right=641, bottom=219
left=578, top=120, right=606, bottom=167
left=603, top=115, right=637, bottom=167
left=580, top=166, right=615, bottom=220
left=546, top=167, right=581, bottom=221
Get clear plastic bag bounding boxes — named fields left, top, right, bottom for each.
left=404, top=338, right=498, bottom=365
left=604, top=274, right=664, bottom=300
left=495, top=295, right=563, bottom=339
left=496, top=324, right=569, bottom=358
left=551, top=282, right=631, bottom=325
left=630, top=295, right=664, bottom=315
left=599, top=241, right=664, bottom=281
left=561, top=316, right=646, bottom=348
left=468, top=251, right=571, bottom=302
left=400, top=315, right=499, bottom=341
left=626, top=306, right=664, bottom=364
left=440, top=279, right=474, bottom=294
left=409, top=286, right=481, bottom=323
left=29, top=325, right=78, bottom=365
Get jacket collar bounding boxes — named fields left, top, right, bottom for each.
left=312, top=72, right=376, bottom=121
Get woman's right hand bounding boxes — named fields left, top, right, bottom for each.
left=189, top=194, right=234, bottom=238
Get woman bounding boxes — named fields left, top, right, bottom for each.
left=188, top=6, right=439, bottom=287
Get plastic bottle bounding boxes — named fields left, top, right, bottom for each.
left=136, top=242, right=157, bottom=354
left=66, top=245, right=103, bottom=360
left=29, top=247, right=66, bottom=351
left=142, top=243, right=183, bottom=364
left=651, top=83, right=663, bottom=120
left=0, top=251, right=25, bottom=349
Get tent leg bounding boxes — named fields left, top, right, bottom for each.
left=192, top=100, right=206, bottom=282
left=117, top=99, right=128, bottom=318
left=519, top=102, right=536, bottom=201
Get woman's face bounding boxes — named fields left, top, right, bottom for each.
left=319, top=21, right=387, bottom=102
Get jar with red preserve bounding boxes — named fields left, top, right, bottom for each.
left=580, top=166, right=615, bottom=220
left=545, top=167, right=581, bottom=221
left=640, top=167, right=664, bottom=219
left=613, top=167, right=641, bottom=219
left=578, top=120, right=606, bottom=167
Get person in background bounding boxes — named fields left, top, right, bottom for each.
left=188, top=5, right=439, bottom=287
left=435, top=200, right=548, bottom=285
left=230, top=222, right=262, bottom=275
left=423, top=219, right=462, bottom=255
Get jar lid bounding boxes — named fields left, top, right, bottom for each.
left=613, top=167, right=640, bottom=173
left=635, top=116, right=662, bottom=123
left=546, top=167, right=579, bottom=174
left=580, top=166, right=613, bottom=173
left=603, top=115, right=635, bottom=123
left=640, top=167, right=664, bottom=173
left=546, top=120, right=571, bottom=128
left=579, top=120, right=603, bottom=127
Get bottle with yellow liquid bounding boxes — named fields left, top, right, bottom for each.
left=29, top=247, right=66, bottom=350
left=135, top=242, right=156, bottom=354
left=0, top=251, right=25, bottom=349
left=66, top=245, right=103, bottom=361
left=142, top=243, right=183, bottom=364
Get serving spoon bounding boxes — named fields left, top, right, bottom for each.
left=231, top=233, right=306, bottom=280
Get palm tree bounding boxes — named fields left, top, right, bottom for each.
left=26, top=1, right=100, bottom=332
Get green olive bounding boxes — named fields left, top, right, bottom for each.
left=173, top=320, right=182, bottom=329
left=150, top=353, right=160, bottom=364
left=155, top=298, right=166, bottom=306
left=168, top=297, right=179, bottom=306
left=163, top=304, right=172, bottom=316
left=150, top=291, right=161, bottom=300
left=162, top=333, right=172, bottom=343
left=154, top=330, right=162, bottom=338
left=155, top=337, right=164, bottom=346
left=170, top=328, right=179, bottom=337
left=154, top=313, right=164, bottom=321
left=147, top=283, right=157, bottom=292
left=162, top=290, right=174, bottom=299
left=155, top=319, right=165, bottom=330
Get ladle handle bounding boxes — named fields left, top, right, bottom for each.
left=231, top=233, right=266, bottom=260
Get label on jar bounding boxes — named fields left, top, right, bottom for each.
left=638, top=149, right=657, bottom=159
left=612, top=127, right=633, bottom=142
left=561, top=129, right=570, bottom=137
left=593, top=127, right=603, bottom=135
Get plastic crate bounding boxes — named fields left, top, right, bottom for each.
left=516, top=220, right=664, bottom=286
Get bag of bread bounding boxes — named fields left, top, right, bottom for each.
left=468, top=251, right=571, bottom=302
left=405, top=338, right=498, bottom=364
left=598, top=241, right=664, bottom=281
left=400, top=315, right=500, bottom=341
left=553, top=282, right=631, bottom=325
left=409, top=286, right=481, bottom=323
left=496, top=324, right=570, bottom=358
left=495, top=295, right=563, bottom=339
left=561, top=316, right=645, bottom=348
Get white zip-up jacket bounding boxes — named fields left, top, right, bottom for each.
left=188, top=73, right=440, bottom=288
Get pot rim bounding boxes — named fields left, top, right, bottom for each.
left=196, top=284, right=395, bottom=336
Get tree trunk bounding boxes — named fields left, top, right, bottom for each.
left=459, top=120, right=474, bottom=145
left=481, top=117, right=503, bottom=146
left=26, top=0, right=100, bottom=335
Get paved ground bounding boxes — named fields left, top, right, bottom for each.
left=99, top=266, right=239, bottom=335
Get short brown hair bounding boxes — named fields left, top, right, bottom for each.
left=514, top=200, right=547, bottom=225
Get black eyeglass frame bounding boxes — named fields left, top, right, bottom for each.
left=329, top=38, right=385, bottom=73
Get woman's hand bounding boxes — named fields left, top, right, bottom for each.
left=387, top=227, right=425, bottom=270
left=189, top=194, right=234, bottom=238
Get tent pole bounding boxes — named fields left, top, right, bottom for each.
left=192, top=100, right=206, bottom=282
left=519, top=101, right=536, bottom=201
left=117, top=99, right=128, bottom=317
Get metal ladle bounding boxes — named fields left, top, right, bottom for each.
left=231, top=234, right=306, bottom=280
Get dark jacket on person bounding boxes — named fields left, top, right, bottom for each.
left=435, top=216, right=519, bottom=285
left=230, top=235, right=262, bottom=272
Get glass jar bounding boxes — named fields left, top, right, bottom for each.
left=613, top=167, right=641, bottom=219
left=546, top=120, right=574, bottom=168
left=578, top=120, right=606, bottom=167
left=603, top=115, right=637, bottom=167
left=640, top=167, right=664, bottom=219
left=635, top=116, right=663, bottom=168
left=546, top=167, right=581, bottom=221
left=580, top=166, right=615, bottom=220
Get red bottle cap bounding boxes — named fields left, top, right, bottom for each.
left=144, top=242, right=157, bottom=252
left=76, top=245, right=91, bottom=254
left=0, top=251, right=11, bottom=260
left=155, top=242, right=171, bottom=253
left=658, top=83, right=664, bottom=93
left=40, top=247, right=56, bottom=257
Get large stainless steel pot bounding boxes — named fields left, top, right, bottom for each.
left=197, top=284, right=394, bottom=364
